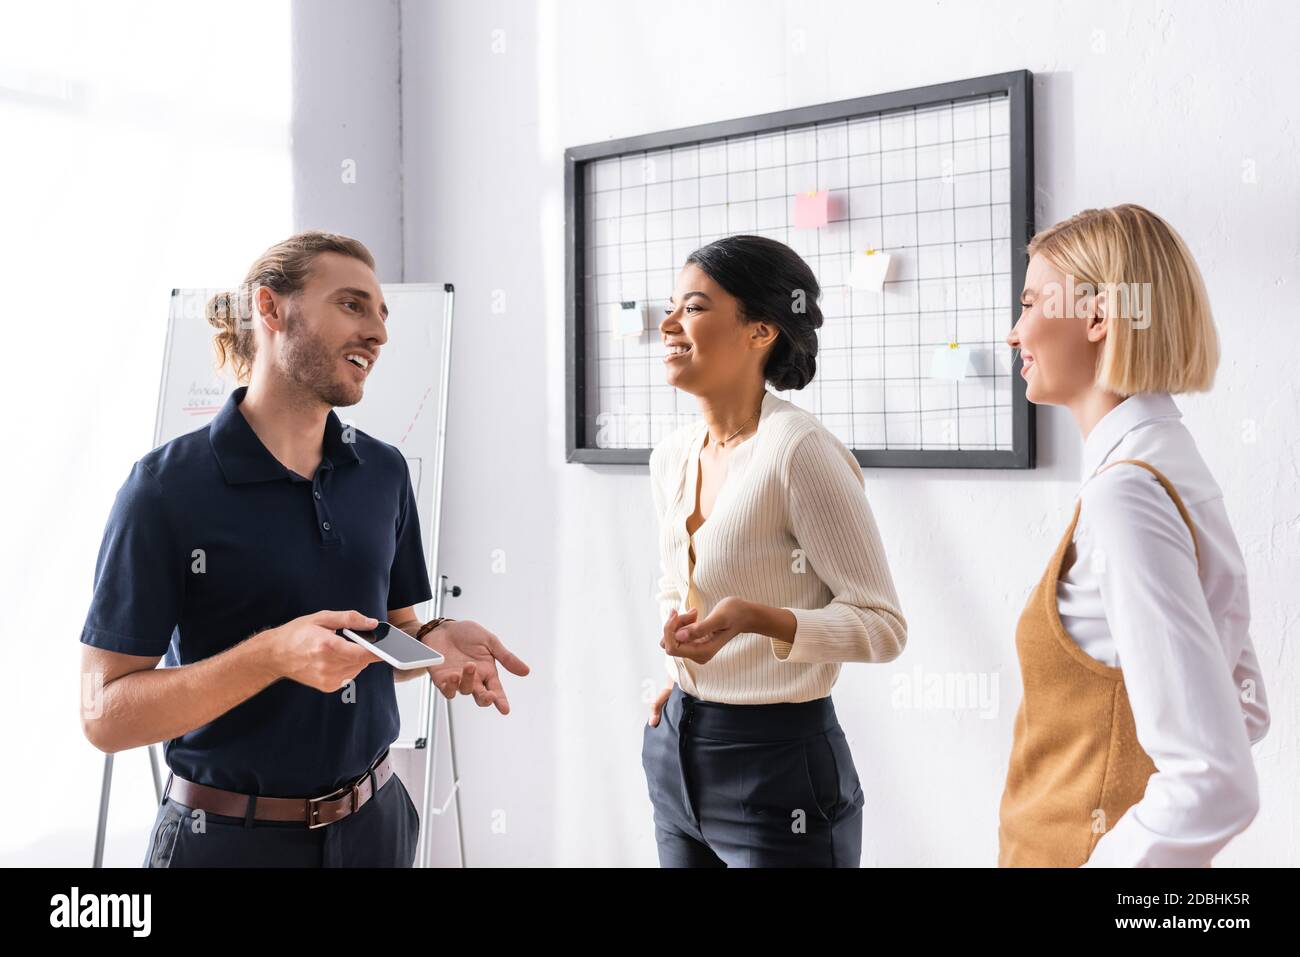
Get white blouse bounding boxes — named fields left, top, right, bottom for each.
left=649, top=390, right=907, bottom=705
left=1054, top=392, right=1271, bottom=867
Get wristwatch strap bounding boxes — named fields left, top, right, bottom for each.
left=415, top=617, right=454, bottom=642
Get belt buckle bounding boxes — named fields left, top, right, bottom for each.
left=305, top=782, right=349, bottom=829
left=305, top=774, right=367, bottom=829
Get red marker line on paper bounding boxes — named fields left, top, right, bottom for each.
left=399, top=385, right=434, bottom=445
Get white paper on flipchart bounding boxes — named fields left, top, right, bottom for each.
left=156, top=284, right=452, bottom=744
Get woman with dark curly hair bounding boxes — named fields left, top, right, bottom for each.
left=641, top=234, right=908, bottom=867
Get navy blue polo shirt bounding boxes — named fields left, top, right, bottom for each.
left=80, top=386, right=432, bottom=797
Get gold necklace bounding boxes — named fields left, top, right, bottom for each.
left=712, top=407, right=760, bottom=448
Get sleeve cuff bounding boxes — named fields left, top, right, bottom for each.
left=80, top=625, right=171, bottom=659
left=768, top=607, right=838, bottom=664
left=388, top=584, right=434, bottom=611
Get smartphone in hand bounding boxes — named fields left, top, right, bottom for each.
left=338, top=622, right=445, bottom=670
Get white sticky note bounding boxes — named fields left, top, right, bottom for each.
left=612, top=300, right=647, bottom=339
left=930, top=343, right=972, bottom=380
left=848, top=249, right=893, bottom=292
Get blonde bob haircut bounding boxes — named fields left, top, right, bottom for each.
left=1027, top=204, right=1218, bottom=395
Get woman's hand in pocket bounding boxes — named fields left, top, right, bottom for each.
left=648, top=681, right=674, bottom=727
left=648, top=609, right=693, bottom=726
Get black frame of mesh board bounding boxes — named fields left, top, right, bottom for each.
left=564, top=70, right=1035, bottom=469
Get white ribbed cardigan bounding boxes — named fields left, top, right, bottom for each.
left=649, top=390, right=907, bottom=704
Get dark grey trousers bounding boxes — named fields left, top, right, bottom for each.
left=641, top=684, right=864, bottom=867
left=142, top=765, right=421, bottom=867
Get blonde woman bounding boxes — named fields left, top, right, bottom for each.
left=642, top=234, right=907, bottom=868
left=999, top=205, right=1270, bottom=867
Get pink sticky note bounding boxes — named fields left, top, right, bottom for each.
left=793, top=190, right=830, bottom=229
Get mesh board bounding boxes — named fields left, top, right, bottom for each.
left=582, top=91, right=1016, bottom=455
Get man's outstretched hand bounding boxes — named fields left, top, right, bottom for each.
left=422, top=620, right=529, bottom=714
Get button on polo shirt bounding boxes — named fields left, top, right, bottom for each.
left=80, top=386, right=433, bottom=797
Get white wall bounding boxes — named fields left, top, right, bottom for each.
left=290, top=0, right=404, bottom=280
left=0, top=0, right=297, bottom=865
left=0, top=0, right=412, bottom=867
left=398, top=0, right=1299, bottom=866
left=4, top=0, right=1294, bottom=869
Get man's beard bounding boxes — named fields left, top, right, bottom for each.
left=279, top=306, right=362, bottom=408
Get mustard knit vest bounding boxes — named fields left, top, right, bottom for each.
left=998, top=459, right=1200, bottom=867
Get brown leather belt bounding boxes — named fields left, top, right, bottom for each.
left=164, top=750, right=394, bottom=829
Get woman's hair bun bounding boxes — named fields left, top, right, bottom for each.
left=685, top=234, right=823, bottom=391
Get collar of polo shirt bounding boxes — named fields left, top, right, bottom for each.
left=209, top=385, right=364, bottom=485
